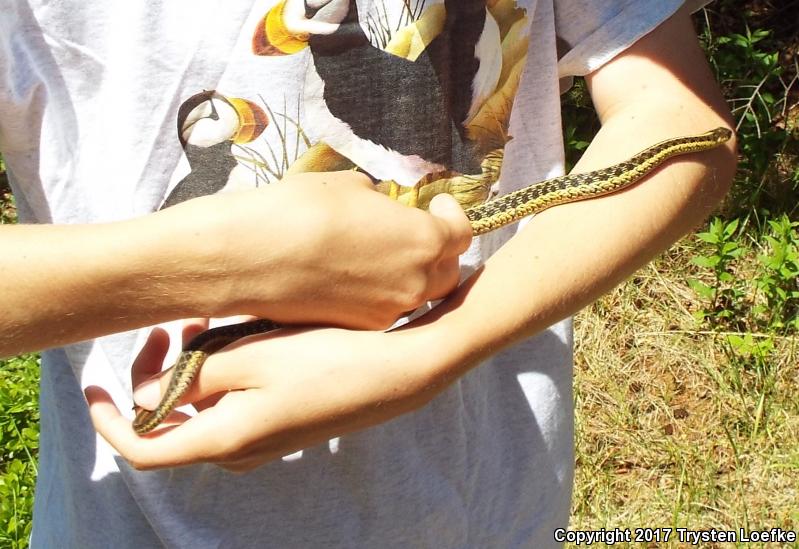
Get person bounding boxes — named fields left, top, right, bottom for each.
left=0, top=0, right=736, bottom=547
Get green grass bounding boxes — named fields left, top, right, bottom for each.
left=0, top=1, right=797, bottom=547
left=0, top=355, right=39, bottom=549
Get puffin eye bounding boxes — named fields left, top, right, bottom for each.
left=208, top=98, right=220, bottom=121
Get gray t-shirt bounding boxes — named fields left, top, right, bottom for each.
left=0, top=0, right=700, bottom=546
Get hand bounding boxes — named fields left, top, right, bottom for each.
left=85, top=318, right=450, bottom=471
left=166, top=172, right=472, bottom=329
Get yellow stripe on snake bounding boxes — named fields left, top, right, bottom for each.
left=133, top=127, right=732, bottom=434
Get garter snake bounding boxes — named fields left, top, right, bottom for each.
left=133, top=127, right=732, bottom=434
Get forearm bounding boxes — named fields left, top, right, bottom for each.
left=1, top=170, right=472, bottom=357
left=404, top=7, right=737, bottom=380
left=0, top=199, right=234, bottom=356
left=415, top=108, right=735, bottom=380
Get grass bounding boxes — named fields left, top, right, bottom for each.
left=566, top=1, right=798, bottom=546
left=1, top=1, right=797, bottom=547
left=570, top=247, right=799, bottom=548
left=0, top=355, right=39, bottom=549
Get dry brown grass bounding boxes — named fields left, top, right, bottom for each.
left=570, top=238, right=799, bottom=548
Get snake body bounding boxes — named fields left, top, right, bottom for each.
left=132, top=127, right=732, bottom=434
left=133, top=319, right=278, bottom=434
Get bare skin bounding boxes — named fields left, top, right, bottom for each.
left=87, top=6, right=738, bottom=471
left=0, top=171, right=471, bottom=357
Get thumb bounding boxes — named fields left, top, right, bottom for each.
left=428, top=193, right=473, bottom=254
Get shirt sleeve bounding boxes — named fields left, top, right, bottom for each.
left=555, top=0, right=711, bottom=79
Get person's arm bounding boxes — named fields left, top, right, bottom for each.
left=416, top=4, right=738, bottom=370
left=0, top=171, right=471, bottom=357
left=87, top=6, right=737, bottom=470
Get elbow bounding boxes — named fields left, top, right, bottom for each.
left=702, top=93, right=739, bottom=205
left=706, top=126, right=738, bottom=208
left=687, top=111, right=737, bottom=215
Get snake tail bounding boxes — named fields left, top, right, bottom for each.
left=465, top=127, right=733, bottom=235
left=132, top=319, right=279, bottom=434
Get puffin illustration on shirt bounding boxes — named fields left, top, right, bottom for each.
left=161, top=91, right=270, bottom=208
left=162, top=0, right=529, bottom=211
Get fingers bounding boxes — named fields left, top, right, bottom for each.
left=89, top=328, right=291, bottom=470
left=133, top=330, right=271, bottom=411
left=173, top=335, right=267, bottom=402
left=132, top=320, right=208, bottom=395
left=428, top=193, right=473, bottom=255
left=181, top=318, right=210, bottom=348
left=86, top=384, right=260, bottom=469
left=184, top=317, right=260, bottom=411
left=422, top=193, right=473, bottom=300
left=132, top=319, right=208, bottom=410
left=131, top=328, right=170, bottom=388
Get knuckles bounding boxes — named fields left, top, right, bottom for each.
left=395, top=284, right=428, bottom=313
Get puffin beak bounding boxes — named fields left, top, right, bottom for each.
left=252, top=0, right=349, bottom=55
left=252, top=0, right=310, bottom=56
left=228, top=98, right=269, bottom=144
